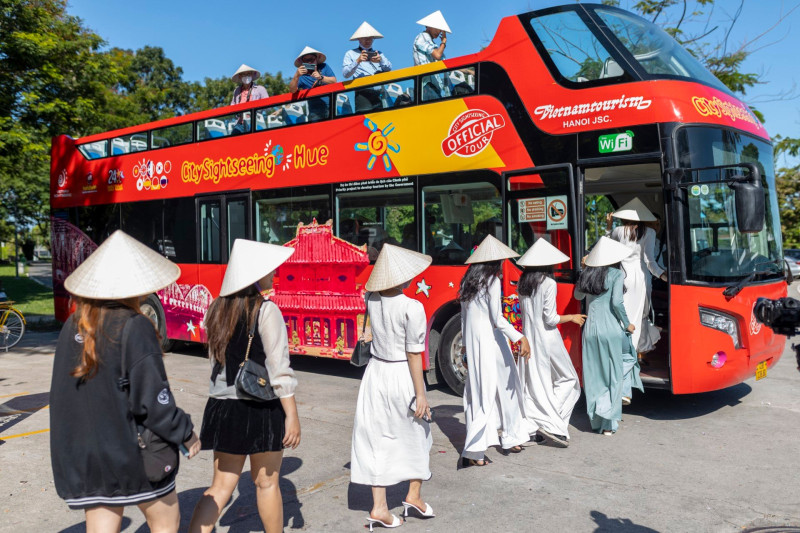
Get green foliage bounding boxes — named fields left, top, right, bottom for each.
left=775, top=136, right=800, bottom=247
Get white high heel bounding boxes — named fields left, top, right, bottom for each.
left=402, top=501, right=435, bottom=519
left=366, top=514, right=403, bottom=531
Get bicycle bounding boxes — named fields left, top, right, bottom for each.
left=0, top=300, right=26, bottom=351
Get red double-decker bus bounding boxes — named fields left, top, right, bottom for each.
left=50, top=3, right=787, bottom=395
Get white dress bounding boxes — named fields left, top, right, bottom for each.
left=517, top=277, right=580, bottom=439
left=350, top=292, right=432, bottom=486
left=611, top=226, right=664, bottom=350
left=461, top=276, right=528, bottom=460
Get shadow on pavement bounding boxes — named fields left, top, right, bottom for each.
left=59, top=517, right=132, bottom=532
left=430, top=403, right=466, bottom=452
left=0, top=391, right=50, bottom=442
left=622, top=382, right=751, bottom=420
left=347, top=480, right=410, bottom=513
left=591, top=510, right=659, bottom=532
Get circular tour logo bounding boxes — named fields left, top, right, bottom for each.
left=441, top=109, right=506, bottom=158
left=133, top=159, right=171, bottom=192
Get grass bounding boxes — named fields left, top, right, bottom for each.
left=0, top=264, right=55, bottom=320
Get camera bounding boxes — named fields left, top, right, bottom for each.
left=302, top=63, right=316, bottom=73
left=366, top=51, right=377, bottom=60
left=754, top=296, right=800, bottom=369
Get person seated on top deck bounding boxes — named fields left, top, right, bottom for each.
left=342, top=22, right=393, bottom=113
left=289, top=46, right=337, bottom=122
left=413, top=10, right=451, bottom=101
left=230, top=64, right=269, bottom=135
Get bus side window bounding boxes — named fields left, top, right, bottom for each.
left=110, top=133, right=148, bottom=155
left=336, top=79, right=415, bottom=117
left=151, top=122, right=193, bottom=149
left=254, top=188, right=331, bottom=244
left=199, top=200, right=222, bottom=263
left=197, top=111, right=249, bottom=139
left=78, top=140, right=107, bottom=159
left=164, top=197, right=196, bottom=263
left=121, top=200, right=163, bottom=253
left=75, top=204, right=121, bottom=246
left=421, top=66, right=475, bottom=102
left=422, top=181, right=501, bottom=265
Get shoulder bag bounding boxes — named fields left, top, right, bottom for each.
left=117, top=316, right=179, bottom=484
left=234, top=305, right=278, bottom=402
left=350, top=292, right=372, bottom=367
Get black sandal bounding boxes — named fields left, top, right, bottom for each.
left=459, top=456, right=492, bottom=469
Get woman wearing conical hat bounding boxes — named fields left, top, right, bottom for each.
left=605, top=197, right=666, bottom=355
left=189, top=239, right=299, bottom=533
left=459, top=235, right=531, bottom=467
left=50, top=230, right=199, bottom=532
left=230, top=63, right=268, bottom=106
left=350, top=244, right=435, bottom=530
left=574, top=237, right=643, bottom=435
left=516, top=238, right=585, bottom=448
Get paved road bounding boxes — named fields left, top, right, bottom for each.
left=1, top=329, right=799, bottom=532
left=26, top=261, right=53, bottom=289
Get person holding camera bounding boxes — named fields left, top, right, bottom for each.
left=289, top=46, right=336, bottom=92
left=343, top=21, right=392, bottom=79
left=413, top=10, right=451, bottom=100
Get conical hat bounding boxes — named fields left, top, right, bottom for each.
left=612, top=197, right=656, bottom=222
left=231, top=63, right=261, bottom=82
left=517, top=238, right=570, bottom=267
left=350, top=21, right=383, bottom=40
left=584, top=236, right=633, bottom=267
left=219, top=239, right=295, bottom=297
left=465, top=235, right=519, bottom=264
left=294, top=46, right=327, bottom=68
left=417, top=10, right=452, bottom=33
left=64, top=230, right=180, bottom=300
left=365, top=244, right=432, bottom=292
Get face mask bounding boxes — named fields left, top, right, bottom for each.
left=241, top=75, right=252, bottom=85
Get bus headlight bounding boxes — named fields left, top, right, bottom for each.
left=710, top=351, right=727, bottom=368
left=699, top=308, right=741, bottom=349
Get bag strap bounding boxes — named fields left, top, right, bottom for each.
left=116, top=315, right=137, bottom=393
left=242, top=303, right=262, bottom=363
left=359, top=292, right=370, bottom=340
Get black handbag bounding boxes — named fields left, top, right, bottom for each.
left=350, top=292, right=372, bottom=367
left=118, top=316, right=179, bottom=483
left=234, top=306, right=278, bottom=402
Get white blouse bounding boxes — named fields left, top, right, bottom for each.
left=367, top=292, right=427, bottom=361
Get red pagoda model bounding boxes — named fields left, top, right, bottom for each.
left=272, top=219, right=369, bottom=359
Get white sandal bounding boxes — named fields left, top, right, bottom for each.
left=367, top=514, right=403, bottom=531
left=402, top=501, right=435, bottom=518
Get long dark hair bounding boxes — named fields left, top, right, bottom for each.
left=71, top=297, right=141, bottom=380
left=517, top=266, right=552, bottom=297
left=576, top=263, right=624, bottom=296
left=205, top=285, right=262, bottom=364
left=622, top=221, right=646, bottom=242
left=458, top=261, right=502, bottom=303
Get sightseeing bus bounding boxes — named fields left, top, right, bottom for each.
left=50, top=3, right=787, bottom=395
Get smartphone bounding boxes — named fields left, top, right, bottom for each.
left=302, top=62, right=316, bottom=73
left=408, top=398, right=432, bottom=423
left=179, top=444, right=190, bottom=457
left=366, top=51, right=377, bottom=60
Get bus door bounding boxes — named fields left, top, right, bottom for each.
left=503, top=164, right=583, bottom=375
left=196, top=192, right=251, bottom=295
left=580, top=161, right=670, bottom=389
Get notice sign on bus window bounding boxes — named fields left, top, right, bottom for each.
left=598, top=130, right=634, bottom=153
left=518, top=197, right=546, bottom=222
left=546, top=195, right=568, bottom=230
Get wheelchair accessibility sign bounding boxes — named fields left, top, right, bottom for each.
left=546, top=196, right=568, bottom=230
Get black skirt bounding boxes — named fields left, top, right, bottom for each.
left=199, top=397, right=285, bottom=455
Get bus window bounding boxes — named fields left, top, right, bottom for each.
left=255, top=96, right=331, bottom=129
left=422, top=182, right=501, bottom=265
left=529, top=10, right=622, bottom=83
left=336, top=79, right=415, bottom=116
left=164, top=197, right=196, bottom=263
left=121, top=200, right=163, bottom=253
left=197, top=111, right=249, bottom=140
left=227, top=197, right=248, bottom=254
left=77, top=140, right=107, bottom=159
left=151, top=122, right=193, bottom=149
left=584, top=195, right=615, bottom=250
left=421, top=67, right=476, bottom=102
left=336, top=187, right=415, bottom=261
left=110, top=133, right=148, bottom=155
left=254, top=188, right=331, bottom=244
left=199, top=199, right=221, bottom=263
left=75, top=204, right=121, bottom=246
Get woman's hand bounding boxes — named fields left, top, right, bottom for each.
left=518, top=336, right=531, bottom=359
left=296, top=66, right=307, bottom=77
left=310, top=70, right=322, bottom=80
left=606, top=212, right=614, bottom=229
left=283, top=413, right=301, bottom=449
left=414, top=394, right=431, bottom=421
left=627, top=323, right=636, bottom=334
left=571, top=314, right=587, bottom=326
left=183, top=432, right=201, bottom=459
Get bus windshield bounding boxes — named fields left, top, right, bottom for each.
left=677, top=127, right=783, bottom=283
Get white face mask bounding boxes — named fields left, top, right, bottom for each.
left=241, top=75, right=252, bottom=85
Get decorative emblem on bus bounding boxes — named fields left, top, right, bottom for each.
left=691, top=95, right=762, bottom=130
left=354, top=118, right=400, bottom=171
left=133, top=158, right=171, bottom=192
left=750, top=306, right=762, bottom=336
left=441, top=109, right=505, bottom=158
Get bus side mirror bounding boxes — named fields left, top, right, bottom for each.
left=729, top=166, right=765, bottom=233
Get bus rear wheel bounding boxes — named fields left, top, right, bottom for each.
left=140, top=294, right=174, bottom=353
left=438, top=315, right=466, bottom=396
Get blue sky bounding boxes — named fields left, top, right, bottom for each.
left=67, top=0, right=800, bottom=159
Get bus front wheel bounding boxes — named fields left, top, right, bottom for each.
left=140, top=294, right=174, bottom=353
left=438, top=315, right=466, bottom=396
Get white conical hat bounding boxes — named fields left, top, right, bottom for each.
left=365, top=244, right=432, bottom=292
left=350, top=21, right=383, bottom=40
left=64, top=230, right=180, bottom=300
left=584, top=236, right=633, bottom=267
left=612, top=197, right=656, bottom=222
left=231, top=63, right=261, bottom=82
left=517, top=238, right=570, bottom=267
left=294, top=46, right=327, bottom=68
left=465, top=235, right=519, bottom=264
left=219, top=239, right=295, bottom=297
left=417, top=10, right=452, bottom=33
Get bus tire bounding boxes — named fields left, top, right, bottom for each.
left=140, top=294, right=174, bottom=353
left=438, top=314, right=466, bottom=396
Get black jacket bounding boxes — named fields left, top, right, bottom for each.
left=49, top=306, right=194, bottom=503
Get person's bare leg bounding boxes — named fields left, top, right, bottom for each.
left=249, top=451, right=284, bottom=533
left=370, top=486, right=394, bottom=523
left=188, top=452, right=247, bottom=533
left=85, top=505, right=123, bottom=533
left=138, top=490, right=180, bottom=533
left=404, top=479, right=426, bottom=510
